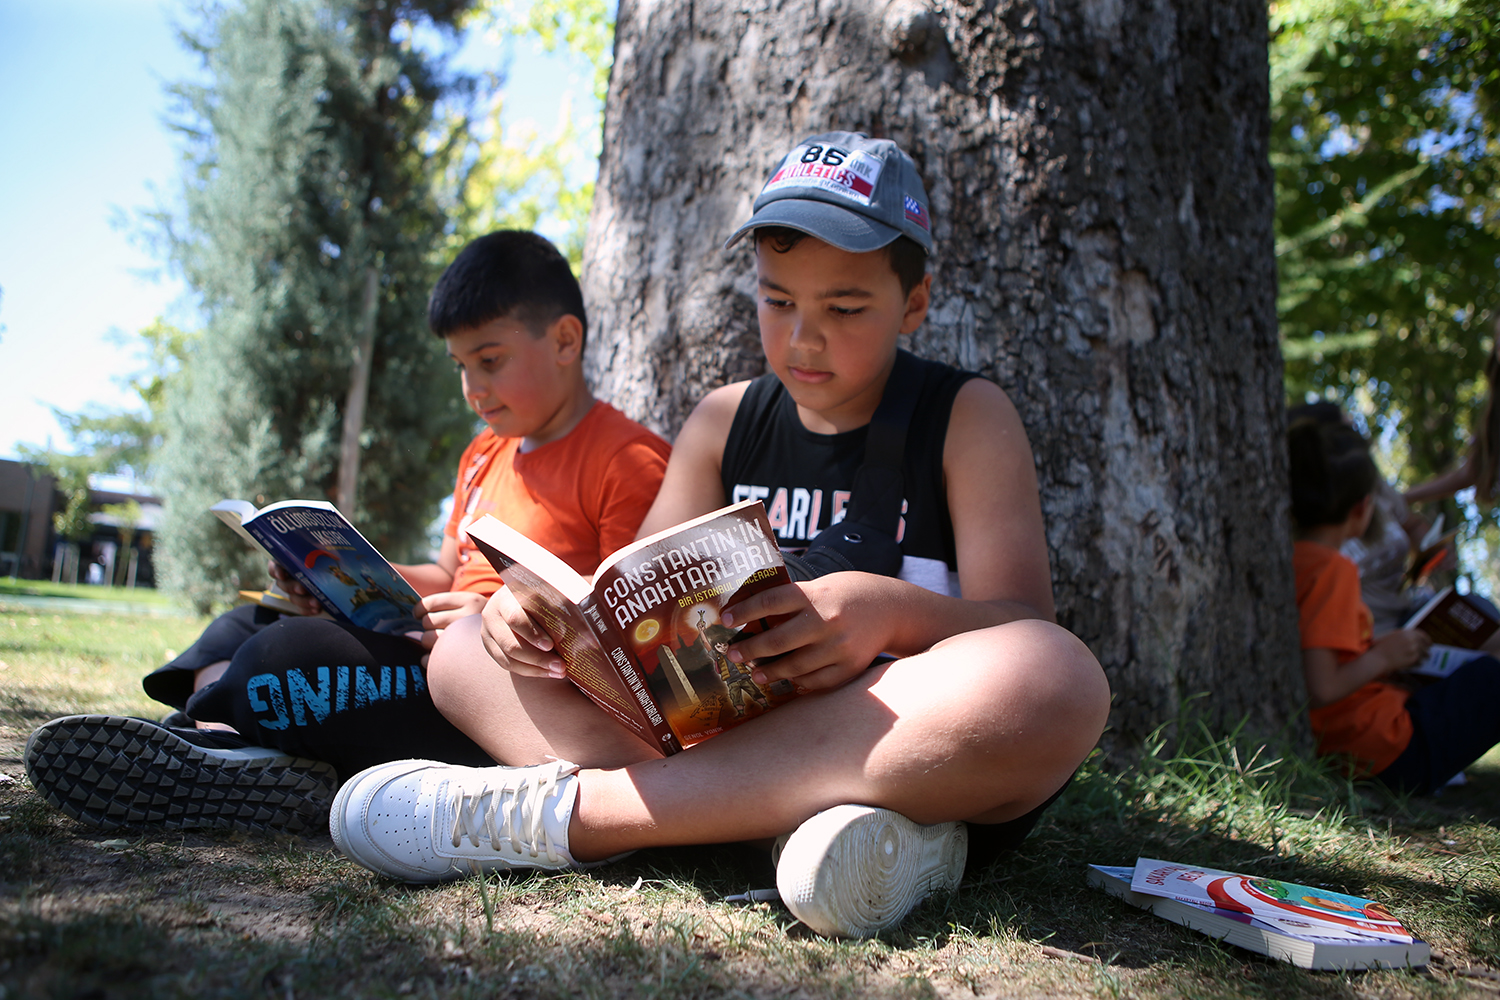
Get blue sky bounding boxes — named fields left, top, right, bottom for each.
left=0, top=0, right=593, bottom=467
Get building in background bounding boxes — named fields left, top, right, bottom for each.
left=0, top=459, right=160, bottom=587
left=0, top=460, right=55, bottom=580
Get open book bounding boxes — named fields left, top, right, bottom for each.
left=211, top=499, right=422, bottom=636
left=1088, top=860, right=1429, bottom=970
left=1403, top=586, right=1499, bottom=678
left=466, top=499, right=798, bottom=755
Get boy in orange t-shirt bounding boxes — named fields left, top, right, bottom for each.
left=1289, top=418, right=1500, bottom=792
left=25, top=231, right=669, bottom=835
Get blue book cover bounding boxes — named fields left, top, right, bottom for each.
left=211, top=499, right=423, bottom=636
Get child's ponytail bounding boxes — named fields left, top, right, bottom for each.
left=1287, top=417, right=1378, bottom=530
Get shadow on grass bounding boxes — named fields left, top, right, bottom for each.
left=3, top=717, right=1498, bottom=999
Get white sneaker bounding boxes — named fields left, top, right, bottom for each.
left=775, top=805, right=967, bottom=938
left=330, top=758, right=599, bottom=883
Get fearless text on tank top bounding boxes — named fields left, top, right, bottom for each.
left=719, top=350, right=978, bottom=597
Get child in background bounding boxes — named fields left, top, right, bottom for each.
left=328, top=132, right=1110, bottom=939
left=1286, top=401, right=1436, bottom=635
left=1288, top=418, right=1500, bottom=793
left=24, top=231, right=670, bottom=833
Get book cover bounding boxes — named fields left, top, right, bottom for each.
left=1129, top=858, right=1412, bottom=943
left=1088, top=865, right=1430, bottom=970
left=466, top=499, right=798, bottom=755
left=1403, top=586, right=1499, bottom=650
left=211, top=499, right=423, bottom=635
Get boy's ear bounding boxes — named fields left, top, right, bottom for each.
left=1348, top=494, right=1374, bottom=530
left=899, top=273, right=933, bottom=336
left=546, top=314, right=585, bottom=365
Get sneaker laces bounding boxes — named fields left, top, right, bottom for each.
left=448, top=761, right=568, bottom=865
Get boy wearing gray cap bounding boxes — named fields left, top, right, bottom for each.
left=329, top=133, right=1110, bottom=939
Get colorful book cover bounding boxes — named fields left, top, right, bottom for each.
left=1088, top=865, right=1430, bottom=970
left=211, top=499, right=423, bottom=636
left=1130, top=858, right=1413, bottom=943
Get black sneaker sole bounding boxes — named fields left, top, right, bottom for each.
left=23, top=715, right=339, bottom=835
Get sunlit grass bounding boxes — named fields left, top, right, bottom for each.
left=0, top=609, right=209, bottom=725
left=0, top=578, right=182, bottom=606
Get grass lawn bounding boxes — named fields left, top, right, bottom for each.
left=0, top=578, right=181, bottom=608
left=2, top=605, right=1498, bottom=998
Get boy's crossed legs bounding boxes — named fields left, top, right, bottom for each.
left=331, top=615, right=1109, bottom=935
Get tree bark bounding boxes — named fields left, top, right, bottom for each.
left=583, top=0, right=1302, bottom=751
left=337, top=264, right=381, bottom=518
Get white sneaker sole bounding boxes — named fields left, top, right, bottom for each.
left=775, top=804, right=967, bottom=938
left=24, top=714, right=338, bottom=835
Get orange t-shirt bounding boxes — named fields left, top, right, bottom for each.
left=1293, top=540, right=1412, bottom=775
left=445, top=401, right=671, bottom=594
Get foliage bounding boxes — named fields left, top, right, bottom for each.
left=152, top=0, right=477, bottom=611
left=436, top=94, right=597, bottom=267
left=437, top=0, right=612, bottom=267
left=474, top=0, right=612, bottom=103
left=1273, top=0, right=1500, bottom=487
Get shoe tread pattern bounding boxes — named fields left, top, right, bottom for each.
left=24, top=715, right=337, bottom=835
left=778, top=806, right=967, bottom=938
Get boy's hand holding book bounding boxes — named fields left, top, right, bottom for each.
left=1371, top=628, right=1432, bottom=675
left=466, top=500, right=803, bottom=752
left=410, top=591, right=490, bottom=649
left=720, top=573, right=905, bottom=693
left=480, top=585, right=568, bottom=679
left=267, top=560, right=326, bottom=617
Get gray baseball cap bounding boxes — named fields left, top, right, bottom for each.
left=724, top=131, right=933, bottom=255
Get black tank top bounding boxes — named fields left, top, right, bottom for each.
left=719, top=350, right=979, bottom=596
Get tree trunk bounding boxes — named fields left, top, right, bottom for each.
left=337, top=264, right=381, bottom=518
left=583, top=0, right=1302, bottom=752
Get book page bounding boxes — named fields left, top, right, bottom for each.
left=1409, top=643, right=1488, bottom=678
left=465, top=523, right=658, bottom=746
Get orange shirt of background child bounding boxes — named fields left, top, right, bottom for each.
left=1293, top=540, right=1413, bottom=775
left=446, top=401, right=671, bottom=593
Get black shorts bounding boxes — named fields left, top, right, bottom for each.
left=143, top=603, right=277, bottom=709
left=1377, top=655, right=1500, bottom=796
left=963, top=772, right=1073, bottom=876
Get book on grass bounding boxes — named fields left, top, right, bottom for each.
left=465, top=499, right=797, bottom=755
left=1087, top=861, right=1430, bottom=971
left=1403, top=586, right=1499, bottom=677
left=210, top=498, right=423, bottom=636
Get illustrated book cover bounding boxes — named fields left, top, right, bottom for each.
left=465, top=499, right=798, bottom=755
left=1087, top=861, right=1429, bottom=970
left=211, top=498, right=423, bottom=636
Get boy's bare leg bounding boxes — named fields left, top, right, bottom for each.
left=191, top=661, right=237, bottom=732
left=429, top=616, right=1108, bottom=861
left=429, top=616, right=665, bottom=768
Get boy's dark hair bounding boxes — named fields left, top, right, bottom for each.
left=1286, top=400, right=1345, bottom=427
left=1287, top=418, right=1379, bottom=530
left=428, top=230, right=586, bottom=344
left=753, top=226, right=927, bottom=298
